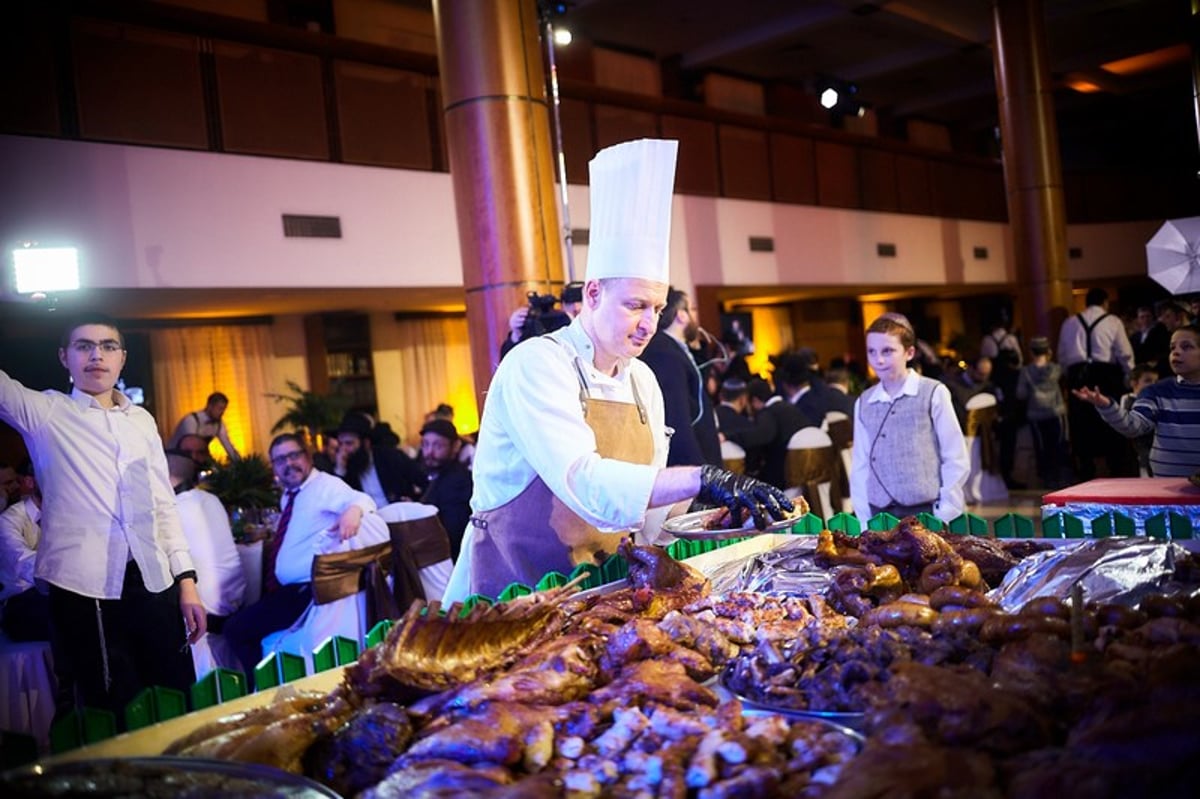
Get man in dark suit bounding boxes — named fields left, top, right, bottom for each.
left=334, top=412, right=426, bottom=507
left=726, top=378, right=814, bottom=490
left=715, top=378, right=754, bottom=439
left=638, top=288, right=722, bottom=466
left=1131, top=304, right=1170, bottom=368
left=418, top=418, right=473, bottom=560
left=775, top=351, right=839, bottom=426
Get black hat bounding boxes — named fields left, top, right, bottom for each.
left=420, top=418, right=458, bottom=441
left=336, top=411, right=373, bottom=438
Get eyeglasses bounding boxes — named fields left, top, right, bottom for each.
left=270, top=450, right=307, bottom=467
left=69, top=339, right=123, bottom=355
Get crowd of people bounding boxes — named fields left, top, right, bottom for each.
left=1, top=134, right=1198, bottom=735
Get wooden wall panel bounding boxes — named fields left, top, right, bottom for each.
left=662, top=115, right=718, bottom=196
left=558, top=97, right=594, bottom=186
left=895, top=154, right=932, bottom=215
left=592, top=103, right=657, bottom=150
left=927, top=160, right=960, bottom=218
left=769, top=133, right=817, bottom=205
left=814, top=141, right=860, bottom=209
left=72, top=20, right=206, bottom=148
left=717, top=125, right=770, bottom=201
left=214, top=41, right=328, bottom=159
left=859, top=148, right=899, bottom=212
left=335, top=61, right=432, bottom=169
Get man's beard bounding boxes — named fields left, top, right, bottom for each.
left=345, top=446, right=371, bottom=480
left=684, top=318, right=700, bottom=344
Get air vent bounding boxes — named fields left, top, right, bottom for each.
left=973, top=246, right=989, bottom=260
left=282, top=214, right=342, bottom=238
left=1069, top=247, right=1083, bottom=259
left=877, top=243, right=897, bottom=257
left=749, top=236, right=774, bottom=253
left=571, top=228, right=590, bottom=245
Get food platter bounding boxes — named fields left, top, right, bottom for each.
left=662, top=506, right=802, bottom=540
left=731, top=684, right=868, bottom=731
left=1, top=757, right=340, bottom=798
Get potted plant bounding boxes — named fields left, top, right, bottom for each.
left=201, top=454, right=280, bottom=542
left=267, top=380, right=348, bottom=450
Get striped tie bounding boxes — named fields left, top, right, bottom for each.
left=263, top=489, right=298, bottom=594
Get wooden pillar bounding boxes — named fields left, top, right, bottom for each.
left=432, top=0, right=565, bottom=402
left=993, top=0, right=1075, bottom=344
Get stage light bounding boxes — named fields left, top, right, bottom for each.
left=11, top=244, right=80, bottom=294
left=820, top=87, right=839, bottom=109
left=553, top=27, right=572, bottom=46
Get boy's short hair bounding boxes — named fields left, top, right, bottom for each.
left=59, top=312, right=124, bottom=349
left=1129, top=364, right=1158, bottom=384
left=206, top=391, right=229, bottom=406
left=866, top=313, right=916, bottom=349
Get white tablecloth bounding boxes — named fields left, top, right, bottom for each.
left=0, top=637, right=56, bottom=751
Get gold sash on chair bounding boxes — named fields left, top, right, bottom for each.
left=966, top=405, right=1000, bottom=474
left=824, top=417, right=853, bottom=495
left=310, top=541, right=398, bottom=627
left=785, top=445, right=842, bottom=519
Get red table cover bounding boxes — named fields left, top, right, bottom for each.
left=1043, top=478, right=1200, bottom=506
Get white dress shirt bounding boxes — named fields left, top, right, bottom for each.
left=1057, top=305, right=1134, bottom=374
left=176, top=488, right=246, bottom=617
left=849, top=370, right=969, bottom=525
left=471, top=319, right=670, bottom=534
left=0, top=496, right=40, bottom=600
left=0, top=371, right=194, bottom=599
left=273, top=469, right=379, bottom=587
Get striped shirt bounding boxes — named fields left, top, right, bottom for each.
left=1098, top=377, right=1200, bottom=477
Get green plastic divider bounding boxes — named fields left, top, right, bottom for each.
left=279, top=651, right=306, bottom=684
left=570, top=562, right=602, bottom=590
left=1092, top=511, right=1136, bottom=538
left=1145, top=512, right=1193, bottom=540
left=124, top=688, right=155, bottom=731
left=915, top=512, right=943, bottom=531
left=947, top=512, right=988, bottom=536
left=255, top=653, right=281, bottom=691
left=365, top=619, right=393, bottom=648
left=536, top=571, right=568, bottom=592
left=125, top=685, right=187, bottom=729
left=497, top=583, right=533, bottom=603
left=0, top=731, right=38, bottom=770
left=310, top=636, right=360, bottom=672
left=791, top=513, right=825, bottom=534
left=826, top=512, right=861, bottom=536
left=868, top=512, right=900, bottom=531
left=666, top=540, right=691, bottom=560
left=600, top=554, right=628, bottom=584
left=191, top=667, right=247, bottom=710
left=1090, top=515, right=1112, bottom=538
left=994, top=513, right=1035, bottom=539
left=50, top=707, right=117, bottom=754
left=1042, top=512, right=1084, bottom=539
left=459, top=595, right=492, bottom=617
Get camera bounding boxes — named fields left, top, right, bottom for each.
left=522, top=291, right=571, bottom=339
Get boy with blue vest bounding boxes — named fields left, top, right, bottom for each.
left=850, top=313, right=969, bottom=526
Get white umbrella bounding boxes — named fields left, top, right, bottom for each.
left=1146, top=216, right=1200, bottom=295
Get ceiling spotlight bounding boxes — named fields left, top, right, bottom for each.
left=820, top=87, right=839, bottom=109
left=553, top=27, right=572, bottom=46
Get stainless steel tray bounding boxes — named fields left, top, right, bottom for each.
left=1, top=756, right=341, bottom=797
left=662, top=507, right=802, bottom=540
left=720, top=671, right=868, bottom=731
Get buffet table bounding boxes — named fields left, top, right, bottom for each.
left=1042, top=477, right=1200, bottom=536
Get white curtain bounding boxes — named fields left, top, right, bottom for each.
left=372, top=314, right=479, bottom=444
left=150, top=325, right=277, bottom=458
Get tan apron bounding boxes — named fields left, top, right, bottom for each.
left=468, top=360, right=655, bottom=598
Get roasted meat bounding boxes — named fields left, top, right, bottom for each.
left=303, top=701, right=413, bottom=796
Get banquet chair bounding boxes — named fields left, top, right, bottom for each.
left=261, top=511, right=393, bottom=672
left=0, top=633, right=56, bottom=752
left=785, top=427, right=840, bottom=520
left=963, top=392, right=1009, bottom=504
left=822, top=410, right=853, bottom=503
left=377, top=502, right=454, bottom=602
left=720, top=439, right=747, bottom=475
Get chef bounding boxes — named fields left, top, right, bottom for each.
left=447, top=139, right=791, bottom=600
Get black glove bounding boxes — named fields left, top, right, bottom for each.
left=697, top=465, right=793, bottom=530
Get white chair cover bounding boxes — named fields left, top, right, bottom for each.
left=720, top=439, right=746, bottom=460
left=377, top=502, right=453, bottom=600
left=0, top=636, right=55, bottom=752
left=261, top=512, right=391, bottom=672
left=786, top=428, right=835, bottom=518
left=820, top=410, right=849, bottom=432
left=963, top=392, right=1009, bottom=504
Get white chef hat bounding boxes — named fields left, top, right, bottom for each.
left=585, top=138, right=678, bottom=284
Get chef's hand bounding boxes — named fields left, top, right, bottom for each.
left=329, top=504, right=363, bottom=541
left=697, top=465, right=793, bottom=530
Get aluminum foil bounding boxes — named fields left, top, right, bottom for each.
left=1041, top=501, right=1200, bottom=534
left=987, top=537, right=1194, bottom=612
left=706, top=536, right=833, bottom=596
